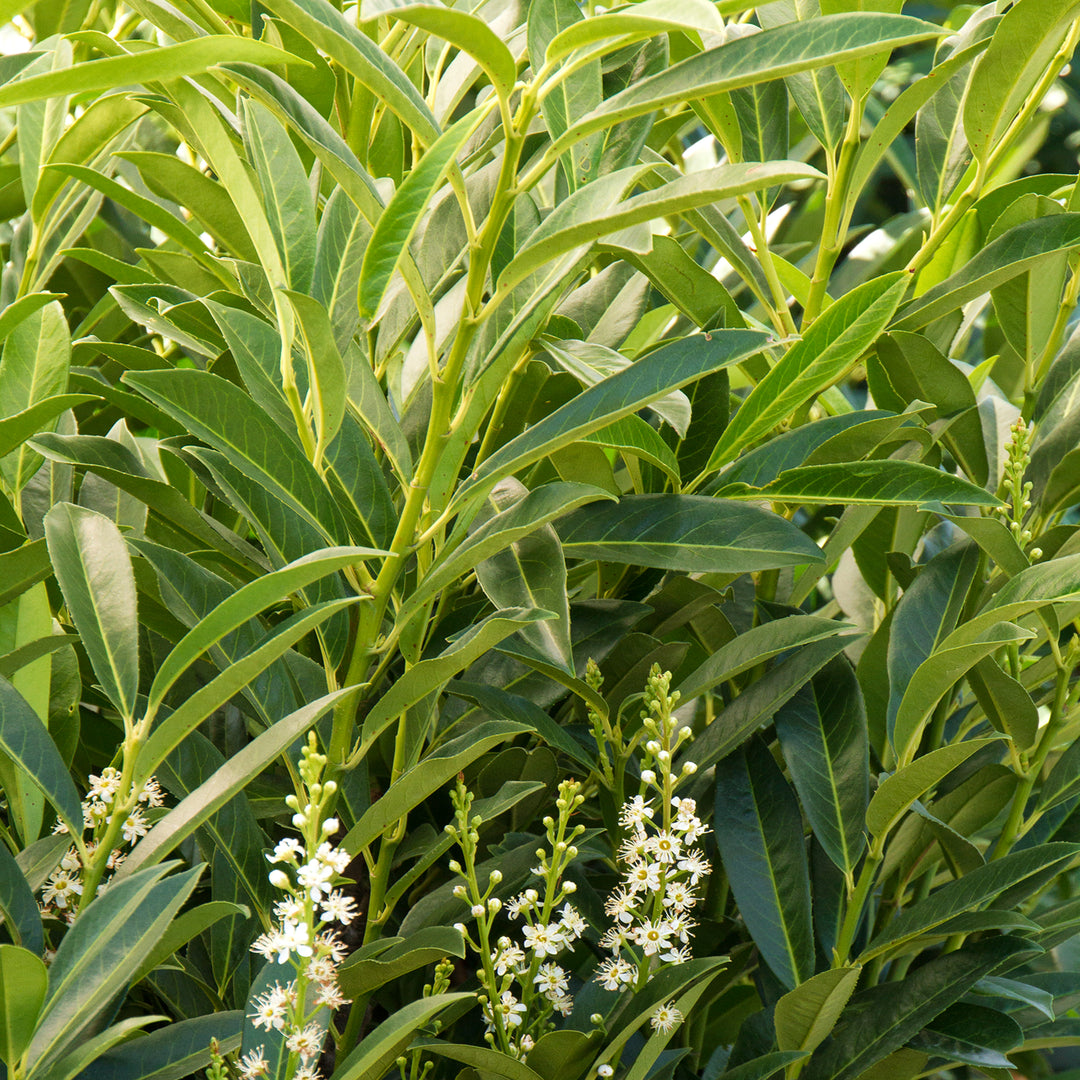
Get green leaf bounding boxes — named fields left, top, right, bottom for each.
left=968, top=658, right=1039, bottom=751
left=313, top=186, right=372, bottom=351
left=332, top=994, right=475, bottom=1080
left=721, top=460, right=999, bottom=507
left=394, top=5, right=516, bottom=100
left=144, top=547, right=378, bottom=716
left=0, top=945, right=48, bottom=1068
left=894, top=214, right=1080, bottom=331
left=414, top=1042, right=546, bottom=1080
left=122, top=369, right=350, bottom=547
left=0, top=540, right=51, bottom=609
left=74, top=1012, right=244, bottom=1080
left=258, top=0, right=439, bottom=143
left=800, top=937, right=1036, bottom=1080
left=0, top=676, right=82, bottom=836
left=403, top=482, right=614, bottom=625
left=358, top=106, right=487, bottom=319
left=714, top=738, right=815, bottom=989
left=0, top=395, right=98, bottom=462
left=285, top=291, right=347, bottom=460
left=720, top=1052, right=810, bottom=1080
left=865, top=738, right=1001, bottom=849
left=553, top=14, right=944, bottom=154
left=0, top=840, right=43, bottom=954
left=1038, top=737, right=1080, bottom=815
left=678, top=615, right=852, bottom=701
left=775, top=965, right=863, bottom=1055
left=0, top=37, right=304, bottom=108
left=25, top=864, right=203, bottom=1076
left=861, top=844, right=1080, bottom=961
left=584, top=415, right=682, bottom=489
left=498, top=162, right=823, bottom=296
left=130, top=901, right=251, bottom=986
left=135, top=599, right=358, bottom=787
left=44, top=502, right=138, bottom=719
left=963, top=0, right=1080, bottom=164
left=0, top=293, right=63, bottom=346
left=120, top=689, right=351, bottom=878
left=776, top=657, right=868, bottom=878
left=241, top=99, right=317, bottom=294
left=557, top=495, right=825, bottom=573
left=705, top=273, right=909, bottom=473
left=356, top=609, right=556, bottom=757
left=337, top=927, right=466, bottom=999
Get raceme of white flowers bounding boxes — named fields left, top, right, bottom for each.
left=242, top=733, right=356, bottom=1080
left=43, top=769, right=165, bottom=922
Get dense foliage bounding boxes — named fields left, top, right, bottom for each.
left=2, top=0, right=1080, bottom=1078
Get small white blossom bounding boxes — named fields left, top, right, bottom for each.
left=650, top=1001, right=684, bottom=1033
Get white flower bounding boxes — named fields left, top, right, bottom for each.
left=534, top=962, right=569, bottom=997
left=505, top=893, right=532, bottom=919
left=88, top=767, right=121, bottom=803
left=238, top=1047, right=270, bottom=1078
left=650, top=1000, right=684, bottom=1033
left=493, top=991, right=527, bottom=1029
left=665, top=913, right=695, bottom=944
left=277, top=919, right=313, bottom=963
left=493, top=943, right=526, bottom=976
left=42, top=868, right=82, bottom=910
left=521, top=922, right=565, bottom=957
left=632, top=918, right=673, bottom=956
left=321, top=890, right=359, bottom=926
left=248, top=987, right=288, bottom=1031
left=316, top=981, right=348, bottom=1009
left=604, top=887, right=637, bottom=925
left=317, top=930, right=348, bottom=962
left=646, top=831, right=681, bottom=864
left=297, top=858, right=335, bottom=901
left=286, top=1021, right=325, bottom=1060
left=619, top=795, right=655, bottom=828
left=625, top=860, right=661, bottom=894
left=315, top=841, right=350, bottom=874
left=551, top=993, right=574, bottom=1016
left=660, top=944, right=693, bottom=964
left=595, top=956, right=635, bottom=991
left=558, top=903, right=586, bottom=940
left=273, top=897, right=305, bottom=922
left=60, top=847, right=81, bottom=872
left=618, top=830, right=650, bottom=864
left=663, top=881, right=697, bottom=912
left=676, top=850, right=711, bottom=884
left=268, top=838, right=304, bottom=864
left=137, top=776, right=165, bottom=807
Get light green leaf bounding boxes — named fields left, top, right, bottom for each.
left=337, top=927, right=466, bottom=999
left=0, top=841, right=43, bottom=954
left=0, top=37, right=304, bottom=108
left=776, top=965, right=863, bottom=1055
left=558, top=494, right=825, bottom=572
left=865, top=739, right=1001, bottom=850
left=358, top=106, right=487, bottom=319
left=286, top=291, right=347, bottom=460
left=0, top=293, right=63, bottom=346
left=705, top=273, right=909, bottom=474
left=0, top=540, right=52, bottom=609
left=44, top=503, right=138, bottom=721
left=583, top=416, right=681, bottom=488
left=0, top=945, right=48, bottom=1069
left=121, top=690, right=351, bottom=878
left=0, top=396, right=98, bottom=462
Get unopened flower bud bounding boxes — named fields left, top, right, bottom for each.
left=563, top=881, right=577, bottom=893
left=285, top=795, right=299, bottom=809
left=268, top=869, right=290, bottom=889
left=682, top=761, right=698, bottom=775
left=322, top=817, right=339, bottom=835
left=471, top=904, right=485, bottom=917
left=487, top=897, right=501, bottom=913
left=453, top=884, right=467, bottom=898
left=489, top=870, right=503, bottom=885
left=449, top=859, right=462, bottom=873
left=292, top=813, right=307, bottom=827
left=641, top=770, right=656, bottom=785
left=323, top=780, right=337, bottom=796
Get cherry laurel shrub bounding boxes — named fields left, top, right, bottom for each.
left=2, top=0, right=1080, bottom=1078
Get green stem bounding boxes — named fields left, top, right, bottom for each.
left=834, top=852, right=880, bottom=965
left=738, top=195, right=797, bottom=337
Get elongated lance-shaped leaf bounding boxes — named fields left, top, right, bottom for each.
left=0, top=293, right=63, bottom=345
left=258, top=0, right=439, bottom=144
left=0, top=38, right=304, bottom=108
left=0, top=396, right=96, bottom=461
left=964, top=0, right=1080, bottom=165
left=456, top=331, right=770, bottom=509
left=120, top=689, right=353, bottom=879
left=0, top=842, right=43, bottom=954
left=558, top=495, right=825, bottom=573
left=704, top=273, right=909, bottom=475
left=358, top=105, right=487, bottom=319
left=44, top=503, right=138, bottom=721
left=0, top=945, right=47, bottom=1070
left=498, top=162, right=822, bottom=297
left=720, top=460, right=1001, bottom=508
left=550, top=14, right=945, bottom=155
left=893, top=214, right=1080, bottom=330
left=776, top=965, right=863, bottom=1057
left=134, top=599, right=359, bottom=788
left=545, top=0, right=725, bottom=62
left=715, top=738, right=815, bottom=989
left=865, top=738, right=1002, bottom=849
left=145, top=547, right=384, bottom=715
left=285, top=291, right=346, bottom=460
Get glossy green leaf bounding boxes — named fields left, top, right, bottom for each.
left=969, top=658, right=1039, bottom=751
left=0, top=293, right=63, bottom=346
left=0, top=37, right=303, bottom=108
left=333, top=994, right=475, bottom=1080
left=24, top=864, right=202, bottom=1076
left=0, top=395, right=97, bottom=463
left=895, top=214, right=1080, bottom=330
left=123, top=369, right=349, bottom=546
left=964, top=0, right=1080, bottom=164
left=338, top=927, right=466, bottom=999
left=865, top=738, right=1001, bottom=849
left=0, top=540, right=51, bottom=609
left=705, top=273, right=908, bottom=473
left=553, top=15, right=944, bottom=154
left=714, top=738, right=815, bottom=989
left=286, top=291, right=347, bottom=459
left=583, top=415, right=681, bottom=488
left=130, top=901, right=250, bottom=987
left=722, top=460, right=999, bottom=507
left=44, top=503, right=138, bottom=720
left=720, top=1052, right=810, bottom=1080
left=460, top=331, right=769, bottom=507
left=776, top=965, right=863, bottom=1056
left=0, top=945, right=48, bottom=1068
left=558, top=495, right=824, bottom=572
left=776, top=657, right=868, bottom=878
left=122, top=689, right=351, bottom=878
left=144, top=547, right=378, bottom=716
left=800, top=937, right=1036, bottom=1080
left=313, top=186, right=372, bottom=351
left=74, top=1012, right=244, bottom=1080
left=358, top=106, right=487, bottom=319
left=499, top=162, right=822, bottom=296
left=862, top=844, right=1080, bottom=960
left=0, top=841, right=43, bottom=954
left=1038, top=738, right=1080, bottom=815
left=356, top=609, right=556, bottom=756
